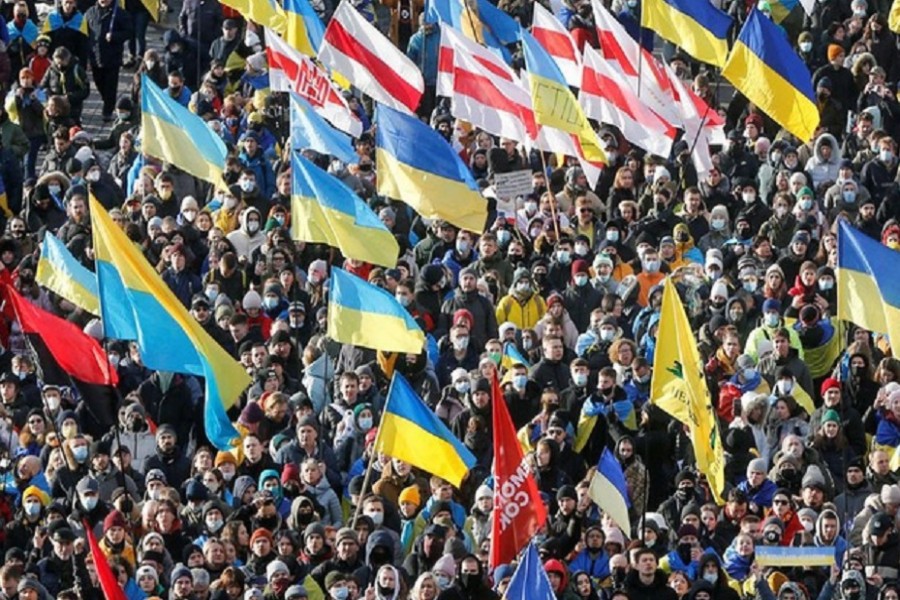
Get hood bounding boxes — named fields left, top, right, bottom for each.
left=232, top=475, right=256, bottom=506
left=815, top=508, right=840, bottom=542
left=365, top=529, right=397, bottom=564
left=163, top=29, right=184, bottom=47
left=258, top=469, right=282, bottom=503
left=741, top=392, right=770, bottom=424
left=543, top=558, right=568, bottom=591
left=239, top=206, right=262, bottom=233
left=779, top=582, right=808, bottom=600
left=813, top=133, right=841, bottom=163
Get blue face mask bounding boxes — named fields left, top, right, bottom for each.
left=72, top=446, right=88, bottom=463
left=81, top=496, right=98, bottom=511
left=513, top=374, right=528, bottom=389
left=263, top=297, right=279, bottom=310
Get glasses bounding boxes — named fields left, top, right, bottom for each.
left=773, top=499, right=789, bottom=505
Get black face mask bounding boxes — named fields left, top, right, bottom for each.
left=677, top=542, right=693, bottom=564
left=459, top=573, right=481, bottom=590
left=676, top=487, right=693, bottom=502
left=763, top=530, right=780, bottom=544
left=376, top=585, right=396, bottom=598
left=613, top=568, right=627, bottom=586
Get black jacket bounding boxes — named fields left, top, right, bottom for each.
left=85, top=2, right=132, bottom=67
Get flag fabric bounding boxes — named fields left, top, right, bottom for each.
left=327, top=267, right=426, bottom=353
left=755, top=547, right=835, bottom=568
left=4, top=285, right=116, bottom=386
left=375, top=104, right=487, bottom=232
left=504, top=543, right=557, bottom=600
left=651, top=278, right=726, bottom=504
left=219, top=0, right=285, bottom=31
left=531, top=3, right=582, bottom=88
left=769, top=0, right=815, bottom=22
left=664, top=65, right=719, bottom=174
left=501, top=343, right=531, bottom=370
left=641, top=0, right=732, bottom=67
left=373, top=372, right=476, bottom=487
left=426, top=0, right=520, bottom=62
left=721, top=8, right=819, bottom=143
left=318, top=0, right=424, bottom=113
left=490, top=373, right=546, bottom=568
left=290, top=151, right=399, bottom=267
left=90, top=197, right=248, bottom=451
left=36, top=232, right=99, bottom=315
left=520, top=30, right=605, bottom=166
left=266, top=29, right=363, bottom=138
left=85, top=520, right=128, bottom=600
left=588, top=447, right=632, bottom=532
left=591, top=0, right=681, bottom=126
left=837, top=220, right=900, bottom=347
left=891, top=0, right=900, bottom=33
left=141, top=75, right=227, bottom=186
left=438, top=26, right=535, bottom=144
left=580, top=46, right=675, bottom=158
left=283, top=0, right=325, bottom=57
left=289, top=92, right=357, bottom=164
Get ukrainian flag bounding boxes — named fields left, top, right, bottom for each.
left=501, top=343, right=530, bottom=370
left=284, top=0, right=325, bottom=57
left=755, top=546, right=834, bottom=568
left=141, top=75, right=228, bottom=187
left=220, top=0, right=286, bottom=31
left=328, top=267, right=426, bottom=354
left=375, top=105, right=487, bottom=233
left=289, top=92, right=357, bottom=165
left=838, top=220, right=900, bottom=347
left=504, top=543, right=557, bottom=600
left=588, top=447, right=632, bottom=531
left=290, top=151, right=399, bottom=267
left=36, top=233, right=99, bottom=315
left=90, top=197, right=249, bottom=450
left=426, top=0, right=520, bottom=62
left=520, top=31, right=605, bottom=164
left=641, top=0, right=732, bottom=67
left=374, top=372, right=476, bottom=487
left=721, top=9, right=819, bottom=143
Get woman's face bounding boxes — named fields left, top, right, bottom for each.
left=775, top=401, right=790, bottom=419
left=800, top=269, right=816, bottom=286
left=823, top=421, right=839, bottom=438
left=617, top=344, right=633, bottom=364
left=577, top=574, right=593, bottom=596
left=418, top=578, right=436, bottom=600
left=737, top=536, right=754, bottom=556
left=618, top=440, right=633, bottom=459
left=536, top=445, right=551, bottom=467
left=669, top=575, right=689, bottom=596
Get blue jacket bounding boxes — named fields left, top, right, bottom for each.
left=239, top=147, right=276, bottom=199
left=736, top=478, right=778, bottom=509
left=406, top=26, right=440, bottom=86
left=568, top=548, right=610, bottom=580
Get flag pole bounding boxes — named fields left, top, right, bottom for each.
left=350, top=371, right=397, bottom=528
left=539, top=151, right=560, bottom=239
left=687, top=70, right=721, bottom=158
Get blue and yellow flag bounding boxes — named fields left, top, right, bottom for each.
left=721, top=9, right=819, bottom=142
left=641, top=0, right=732, bottom=67
left=652, top=278, right=726, bottom=504
left=373, top=372, right=476, bottom=487
left=837, top=220, right=900, bottom=347
left=36, top=233, right=99, bottom=315
left=141, top=75, right=228, bottom=187
left=284, top=0, right=325, bottom=57
left=328, top=267, right=425, bottom=354
left=289, top=92, right=357, bottom=164
left=755, top=546, right=835, bottom=568
left=90, top=197, right=249, bottom=450
left=375, top=105, right=487, bottom=232
left=426, top=0, right=520, bottom=62
left=291, top=152, right=399, bottom=267
left=588, top=447, right=632, bottom=531
left=220, top=0, right=286, bottom=31
left=520, top=31, right=605, bottom=164
left=501, top=343, right=530, bottom=370
left=504, top=542, right=556, bottom=600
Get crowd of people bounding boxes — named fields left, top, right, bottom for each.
left=0, top=0, right=896, bottom=600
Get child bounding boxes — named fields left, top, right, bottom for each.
left=28, top=35, right=50, bottom=83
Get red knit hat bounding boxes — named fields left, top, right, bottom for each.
left=103, top=510, right=127, bottom=532
left=820, top=377, right=841, bottom=396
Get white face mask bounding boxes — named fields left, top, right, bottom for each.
left=247, top=220, right=260, bottom=233
left=364, top=510, right=384, bottom=526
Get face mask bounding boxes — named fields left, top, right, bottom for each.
left=207, top=518, right=223, bottom=532
left=524, top=201, right=538, bottom=214
left=364, top=510, right=384, bottom=526
left=48, top=184, right=61, bottom=196
left=775, top=206, right=788, bottom=218
left=529, top=227, right=542, bottom=239
left=46, top=395, right=61, bottom=411
left=778, top=380, right=794, bottom=394
left=86, top=170, right=100, bottom=183
left=330, top=587, right=349, bottom=600
left=453, top=337, right=469, bottom=351
left=456, top=240, right=470, bottom=254
left=515, top=282, right=532, bottom=294
left=158, top=189, right=172, bottom=201
left=82, top=496, right=98, bottom=511
left=643, top=260, right=660, bottom=273
left=436, top=574, right=451, bottom=590
left=742, top=192, right=756, bottom=204
left=108, top=354, right=120, bottom=367
left=600, top=329, right=615, bottom=342
left=771, top=151, right=783, bottom=165
left=24, top=501, right=40, bottom=518
left=819, top=279, right=834, bottom=291
left=743, top=280, right=758, bottom=293
left=574, top=244, right=589, bottom=257
left=454, top=380, right=470, bottom=394
left=513, top=374, right=528, bottom=390
left=522, top=338, right=533, bottom=351
left=606, top=230, right=620, bottom=242
left=799, top=41, right=813, bottom=52
left=743, top=368, right=758, bottom=380
left=359, top=417, right=373, bottom=430
left=376, top=585, right=395, bottom=599
left=206, top=288, right=219, bottom=302
left=800, top=198, right=813, bottom=211
left=489, top=351, right=501, bottom=364
left=182, top=210, right=197, bottom=223
left=146, top=60, right=157, bottom=70
left=765, top=313, right=780, bottom=328
left=247, top=221, right=260, bottom=234
left=395, top=293, right=411, bottom=307
left=574, top=274, right=589, bottom=287
left=240, top=180, right=256, bottom=193
left=711, top=218, right=726, bottom=231
left=881, top=149, right=894, bottom=163
left=573, top=372, right=588, bottom=387
left=843, top=190, right=857, bottom=203
left=497, top=230, right=511, bottom=245
left=72, top=446, right=89, bottom=463
left=557, top=250, right=571, bottom=265
left=148, top=489, right=161, bottom=501
left=263, top=297, right=279, bottom=310
left=224, top=196, right=238, bottom=209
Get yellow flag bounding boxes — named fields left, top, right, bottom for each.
left=651, top=278, right=726, bottom=504
left=891, top=0, right=900, bottom=33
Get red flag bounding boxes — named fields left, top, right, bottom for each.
left=84, top=519, right=128, bottom=600
left=4, top=286, right=117, bottom=386
left=490, top=373, right=546, bottom=568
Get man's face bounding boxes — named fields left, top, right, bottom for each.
left=341, top=378, right=359, bottom=402
left=637, top=553, right=656, bottom=576
left=871, top=451, right=890, bottom=474
left=158, top=433, right=175, bottom=451
left=543, top=339, right=563, bottom=361
left=459, top=273, right=476, bottom=292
